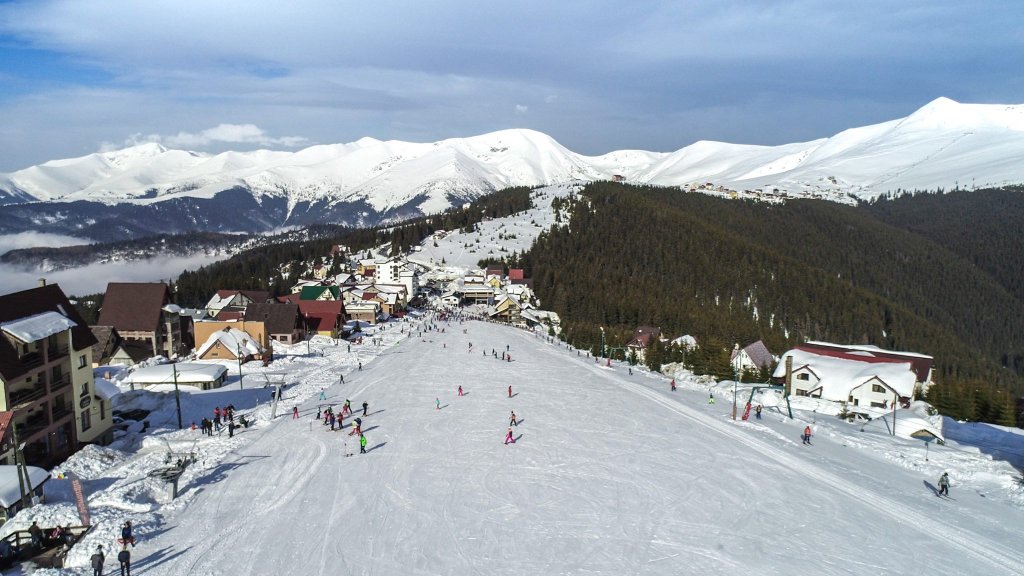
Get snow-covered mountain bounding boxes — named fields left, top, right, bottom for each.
left=1, top=97, right=1022, bottom=240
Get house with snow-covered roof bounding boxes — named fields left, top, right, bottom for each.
left=195, top=328, right=265, bottom=362
left=773, top=343, right=928, bottom=410
left=203, top=289, right=270, bottom=319
left=626, top=326, right=662, bottom=363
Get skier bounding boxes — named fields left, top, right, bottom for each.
left=629, top=367, right=633, bottom=375
left=508, top=385, right=513, bottom=398
left=118, top=549, right=131, bottom=576
left=292, top=406, right=299, bottom=419
left=510, top=411, right=518, bottom=426
left=329, top=412, right=337, bottom=431
left=755, top=405, right=763, bottom=419
left=938, top=472, right=950, bottom=497
left=90, top=545, right=105, bottom=576
left=708, top=393, right=715, bottom=404
left=342, top=399, right=351, bottom=416
left=670, top=379, right=676, bottom=391
left=362, top=401, right=369, bottom=416
left=458, top=385, right=464, bottom=396
left=802, top=425, right=813, bottom=445
left=319, top=388, right=327, bottom=400
left=360, top=433, right=368, bottom=454
left=436, top=397, right=441, bottom=410
left=504, top=428, right=515, bottom=445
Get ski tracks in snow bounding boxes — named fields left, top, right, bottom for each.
left=615, top=377, right=1024, bottom=576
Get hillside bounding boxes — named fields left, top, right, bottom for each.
left=520, top=182, right=1024, bottom=422
left=4, top=318, right=1022, bottom=575
left=2, top=98, right=1023, bottom=241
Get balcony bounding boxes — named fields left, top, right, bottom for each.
left=49, top=373, right=72, bottom=393
left=51, top=403, right=73, bottom=421
left=8, top=385, right=46, bottom=410
left=46, top=344, right=70, bottom=362
left=18, top=352, right=44, bottom=370
left=17, top=413, right=50, bottom=440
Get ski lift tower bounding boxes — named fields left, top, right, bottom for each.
left=253, top=371, right=289, bottom=418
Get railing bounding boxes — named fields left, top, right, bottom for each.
left=8, top=386, right=46, bottom=409
left=51, top=404, right=73, bottom=421
left=17, top=352, right=43, bottom=370
left=45, top=344, right=69, bottom=361
left=49, top=374, right=71, bottom=393
left=0, top=524, right=92, bottom=570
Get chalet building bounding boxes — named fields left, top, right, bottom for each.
left=773, top=342, right=933, bottom=410
left=89, top=325, right=121, bottom=366
left=0, top=282, right=113, bottom=468
left=730, top=340, right=775, bottom=377
left=277, top=294, right=346, bottom=336
left=195, top=328, right=265, bottom=362
left=626, top=326, right=662, bottom=363
left=203, top=290, right=270, bottom=320
left=97, top=283, right=189, bottom=359
left=244, top=303, right=304, bottom=345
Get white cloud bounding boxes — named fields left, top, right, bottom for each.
left=165, top=124, right=308, bottom=148
left=0, top=232, right=90, bottom=252
left=515, top=104, right=529, bottom=114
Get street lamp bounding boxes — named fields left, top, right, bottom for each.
left=172, top=363, right=183, bottom=430
left=236, top=344, right=244, bottom=390
left=732, top=365, right=739, bottom=420
left=599, top=327, right=605, bottom=359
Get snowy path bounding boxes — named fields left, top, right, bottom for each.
left=135, top=319, right=1023, bottom=576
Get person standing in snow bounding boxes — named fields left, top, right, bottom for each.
left=457, top=385, right=464, bottom=396
left=436, top=398, right=441, bottom=410
left=120, top=521, right=135, bottom=549
left=319, top=388, right=327, bottom=400
left=292, top=406, right=299, bottom=419
left=802, top=425, right=813, bottom=445
left=504, top=428, right=515, bottom=445
left=213, top=407, right=222, bottom=431
left=329, top=412, right=337, bottom=431
left=90, top=545, right=105, bottom=576
left=670, top=379, right=676, bottom=391
left=359, top=433, right=368, bottom=454
left=117, top=549, right=131, bottom=576
left=938, top=472, right=950, bottom=496
left=508, top=385, right=513, bottom=398
left=362, top=401, right=369, bottom=416
left=342, top=399, right=352, bottom=416
left=509, top=411, right=518, bottom=427
left=708, top=393, right=715, bottom=404
left=755, top=405, right=763, bottom=419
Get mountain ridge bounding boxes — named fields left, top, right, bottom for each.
left=2, top=98, right=1023, bottom=241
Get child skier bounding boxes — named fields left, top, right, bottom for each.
left=292, top=406, right=299, bottom=419
left=802, top=425, right=813, bottom=445
left=938, top=472, right=950, bottom=496
left=708, top=393, right=715, bottom=404
left=360, top=433, right=368, bottom=454
left=342, top=399, right=352, bottom=416
left=510, top=411, right=518, bottom=426
left=670, top=379, right=676, bottom=391
left=504, top=428, right=515, bottom=445
left=458, top=385, right=464, bottom=396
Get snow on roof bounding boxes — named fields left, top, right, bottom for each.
left=197, top=328, right=264, bottom=358
left=861, top=412, right=945, bottom=442
left=805, top=341, right=933, bottom=359
left=773, top=347, right=917, bottom=400
left=0, top=465, right=49, bottom=508
left=122, top=363, right=227, bottom=385
left=94, top=377, right=121, bottom=400
left=0, top=311, right=76, bottom=343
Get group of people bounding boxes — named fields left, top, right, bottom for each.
left=315, top=398, right=371, bottom=454
left=90, top=543, right=132, bottom=576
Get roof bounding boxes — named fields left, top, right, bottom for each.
left=0, top=284, right=98, bottom=381
left=206, top=290, right=270, bottom=316
left=627, top=326, right=661, bottom=348
left=772, top=347, right=917, bottom=400
left=244, top=303, right=300, bottom=335
left=0, top=311, right=77, bottom=343
left=122, top=362, right=227, bottom=385
left=197, top=328, right=264, bottom=358
left=97, top=282, right=173, bottom=333
left=114, top=340, right=154, bottom=363
left=299, top=286, right=341, bottom=301
left=802, top=341, right=934, bottom=383
left=509, top=269, right=525, bottom=281
left=89, top=325, right=119, bottom=362
left=732, top=340, right=775, bottom=370
left=0, top=465, right=49, bottom=508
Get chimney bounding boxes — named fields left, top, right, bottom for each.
left=785, top=356, right=794, bottom=396
left=38, top=278, right=46, bottom=287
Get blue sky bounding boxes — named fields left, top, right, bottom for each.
left=0, top=0, right=1021, bottom=171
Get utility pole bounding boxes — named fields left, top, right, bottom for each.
left=172, top=363, right=183, bottom=430
left=892, top=391, right=898, bottom=436
left=732, top=367, right=739, bottom=421
left=11, top=425, right=30, bottom=510
left=599, top=327, right=605, bottom=360
left=237, top=345, right=244, bottom=389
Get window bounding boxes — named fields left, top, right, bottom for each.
left=78, top=355, right=87, bottom=369
left=80, top=381, right=89, bottom=396
left=100, top=400, right=106, bottom=421
left=796, top=373, right=809, bottom=381
left=872, top=384, right=886, bottom=394
left=81, top=410, right=91, bottom=432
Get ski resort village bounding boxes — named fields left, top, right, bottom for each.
left=0, top=184, right=1020, bottom=575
